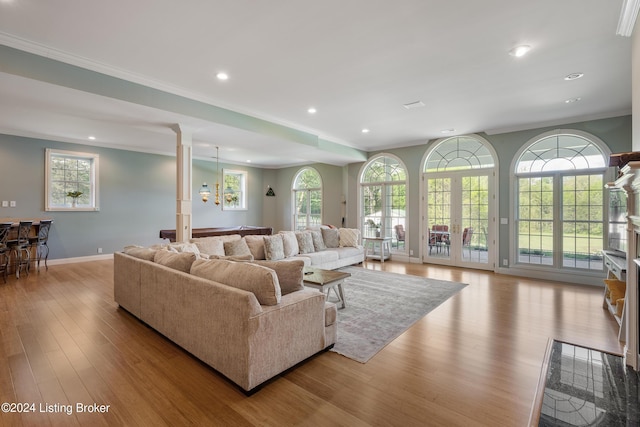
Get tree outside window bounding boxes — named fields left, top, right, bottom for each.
left=292, top=168, right=322, bottom=230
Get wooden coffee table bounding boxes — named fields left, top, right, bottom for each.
left=303, top=267, right=351, bottom=309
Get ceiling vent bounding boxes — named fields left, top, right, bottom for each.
left=403, top=101, right=425, bottom=110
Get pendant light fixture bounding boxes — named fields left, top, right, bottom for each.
left=199, top=146, right=221, bottom=205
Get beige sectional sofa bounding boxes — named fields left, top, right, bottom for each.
left=113, top=247, right=337, bottom=393
left=188, top=227, right=364, bottom=270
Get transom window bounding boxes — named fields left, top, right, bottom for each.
left=360, top=155, right=407, bottom=251
left=425, top=136, right=495, bottom=172
left=292, top=167, right=322, bottom=230
left=514, top=132, right=609, bottom=271
left=45, top=148, right=99, bottom=211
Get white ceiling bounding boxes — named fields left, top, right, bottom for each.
left=0, top=0, right=633, bottom=167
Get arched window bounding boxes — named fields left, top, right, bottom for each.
left=292, top=167, right=322, bottom=230
left=513, top=131, right=610, bottom=270
left=360, top=155, right=407, bottom=251
left=425, top=135, right=495, bottom=172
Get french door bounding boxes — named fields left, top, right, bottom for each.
left=424, top=170, right=495, bottom=270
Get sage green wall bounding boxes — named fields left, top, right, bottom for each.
left=0, top=115, right=631, bottom=265
left=0, top=134, right=264, bottom=259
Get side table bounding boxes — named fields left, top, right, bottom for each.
left=363, top=237, right=392, bottom=263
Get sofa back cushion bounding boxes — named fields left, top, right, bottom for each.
left=252, top=259, right=305, bottom=295
left=124, top=245, right=158, bottom=261
left=244, top=235, right=266, bottom=260
left=154, top=250, right=197, bottom=273
left=190, top=259, right=281, bottom=306
left=191, top=235, right=240, bottom=256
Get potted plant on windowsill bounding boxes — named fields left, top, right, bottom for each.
left=67, top=191, right=83, bottom=208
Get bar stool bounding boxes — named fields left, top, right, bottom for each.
left=7, top=221, right=32, bottom=279
left=29, top=220, right=53, bottom=272
left=0, top=222, right=12, bottom=283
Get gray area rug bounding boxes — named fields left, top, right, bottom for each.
left=330, top=267, right=467, bottom=363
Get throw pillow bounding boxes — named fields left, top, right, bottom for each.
left=244, top=235, right=266, bottom=260
left=339, top=228, right=360, bottom=247
left=190, top=237, right=225, bottom=256
left=296, top=231, right=315, bottom=254
left=224, top=238, right=252, bottom=257
left=321, top=228, right=340, bottom=248
left=153, top=250, right=196, bottom=273
left=168, top=242, right=203, bottom=258
left=279, top=231, right=299, bottom=257
left=123, top=245, right=157, bottom=261
left=310, top=230, right=326, bottom=251
left=263, top=234, right=285, bottom=261
left=252, top=259, right=305, bottom=295
left=190, top=259, right=281, bottom=306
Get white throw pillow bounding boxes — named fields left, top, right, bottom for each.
left=279, top=231, right=299, bottom=257
left=339, top=228, right=360, bottom=247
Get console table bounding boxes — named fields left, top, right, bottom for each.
left=159, top=225, right=272, bottom=242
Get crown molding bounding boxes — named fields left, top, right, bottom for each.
left=617, top=0, right=640, bottom=37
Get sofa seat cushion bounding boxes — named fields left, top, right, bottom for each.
left=295, top=250, right=339, bottom=266
left=332, top=246, right=364, bottom=259
left=252, top=259, right=305, bottom=295
left=191, top=259, right=281, bottom=306
left=154, top=250, right=197, bottom=273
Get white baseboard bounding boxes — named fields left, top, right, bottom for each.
left=47, top=253, right=114, bottom=265
left=495, top=266, right=604, bottom=287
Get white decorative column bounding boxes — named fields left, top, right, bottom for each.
left=173, top=124, right=193, bottom=243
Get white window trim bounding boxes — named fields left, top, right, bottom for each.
left=45, top=148, right=100, bottom=212
left=222, top=169, right=248, bottom=211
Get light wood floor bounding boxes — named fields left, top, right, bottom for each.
left=0, top=259, right=622, bottom=426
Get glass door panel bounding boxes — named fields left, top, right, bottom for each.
left=426, top=177, right=452, bottom=261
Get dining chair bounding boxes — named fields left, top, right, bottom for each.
left=394, top=224, right=405, bottom=249
left=7, top=221, right=32, bottom=278
left=0, top=222, right=12, bottom=283
left=29, top=219, right=53, bottom=272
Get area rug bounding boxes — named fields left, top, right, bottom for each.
left=531, top=339, right=640, bottom=426
left=329, top=267, right=467, bottom=363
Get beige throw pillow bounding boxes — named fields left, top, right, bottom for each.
left=190, top=259, right=281, bottom=306
left=224, top=238, right=252, bottom=257
left=296, top=231, right=315, bottom=254
left=123, top=245, right=157, bottom=261
left=339, top=228, right=360, bottom=247
left=321, top=228, right=340, bottom=248
left=310, top=230, right=326, bottom=251
left=263, top=235, right=285, bottom=261
left=153, top=250, right=196, bottom=273
left=190, top=237, right=225, bottom=256
left=244, top=235, right=266, bottom=260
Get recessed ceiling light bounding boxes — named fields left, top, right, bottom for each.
left=565, top=97, right=582, bottom=104
left=216, top=72, right=229, bottom=80
left=361, top=128, right=370, bottom=134
left=307, top=107, right=317, bottom=114
left=509, top=45, right=531, bottom=57
left=403, top=101, right=425, bottom=110
left=441, top=129, right=456, bottom=134
left=246, top=160, right=251, bottom=163
left=564, top=72, right=584, bottom=81
left=88, top=136, right=96, bottom=140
